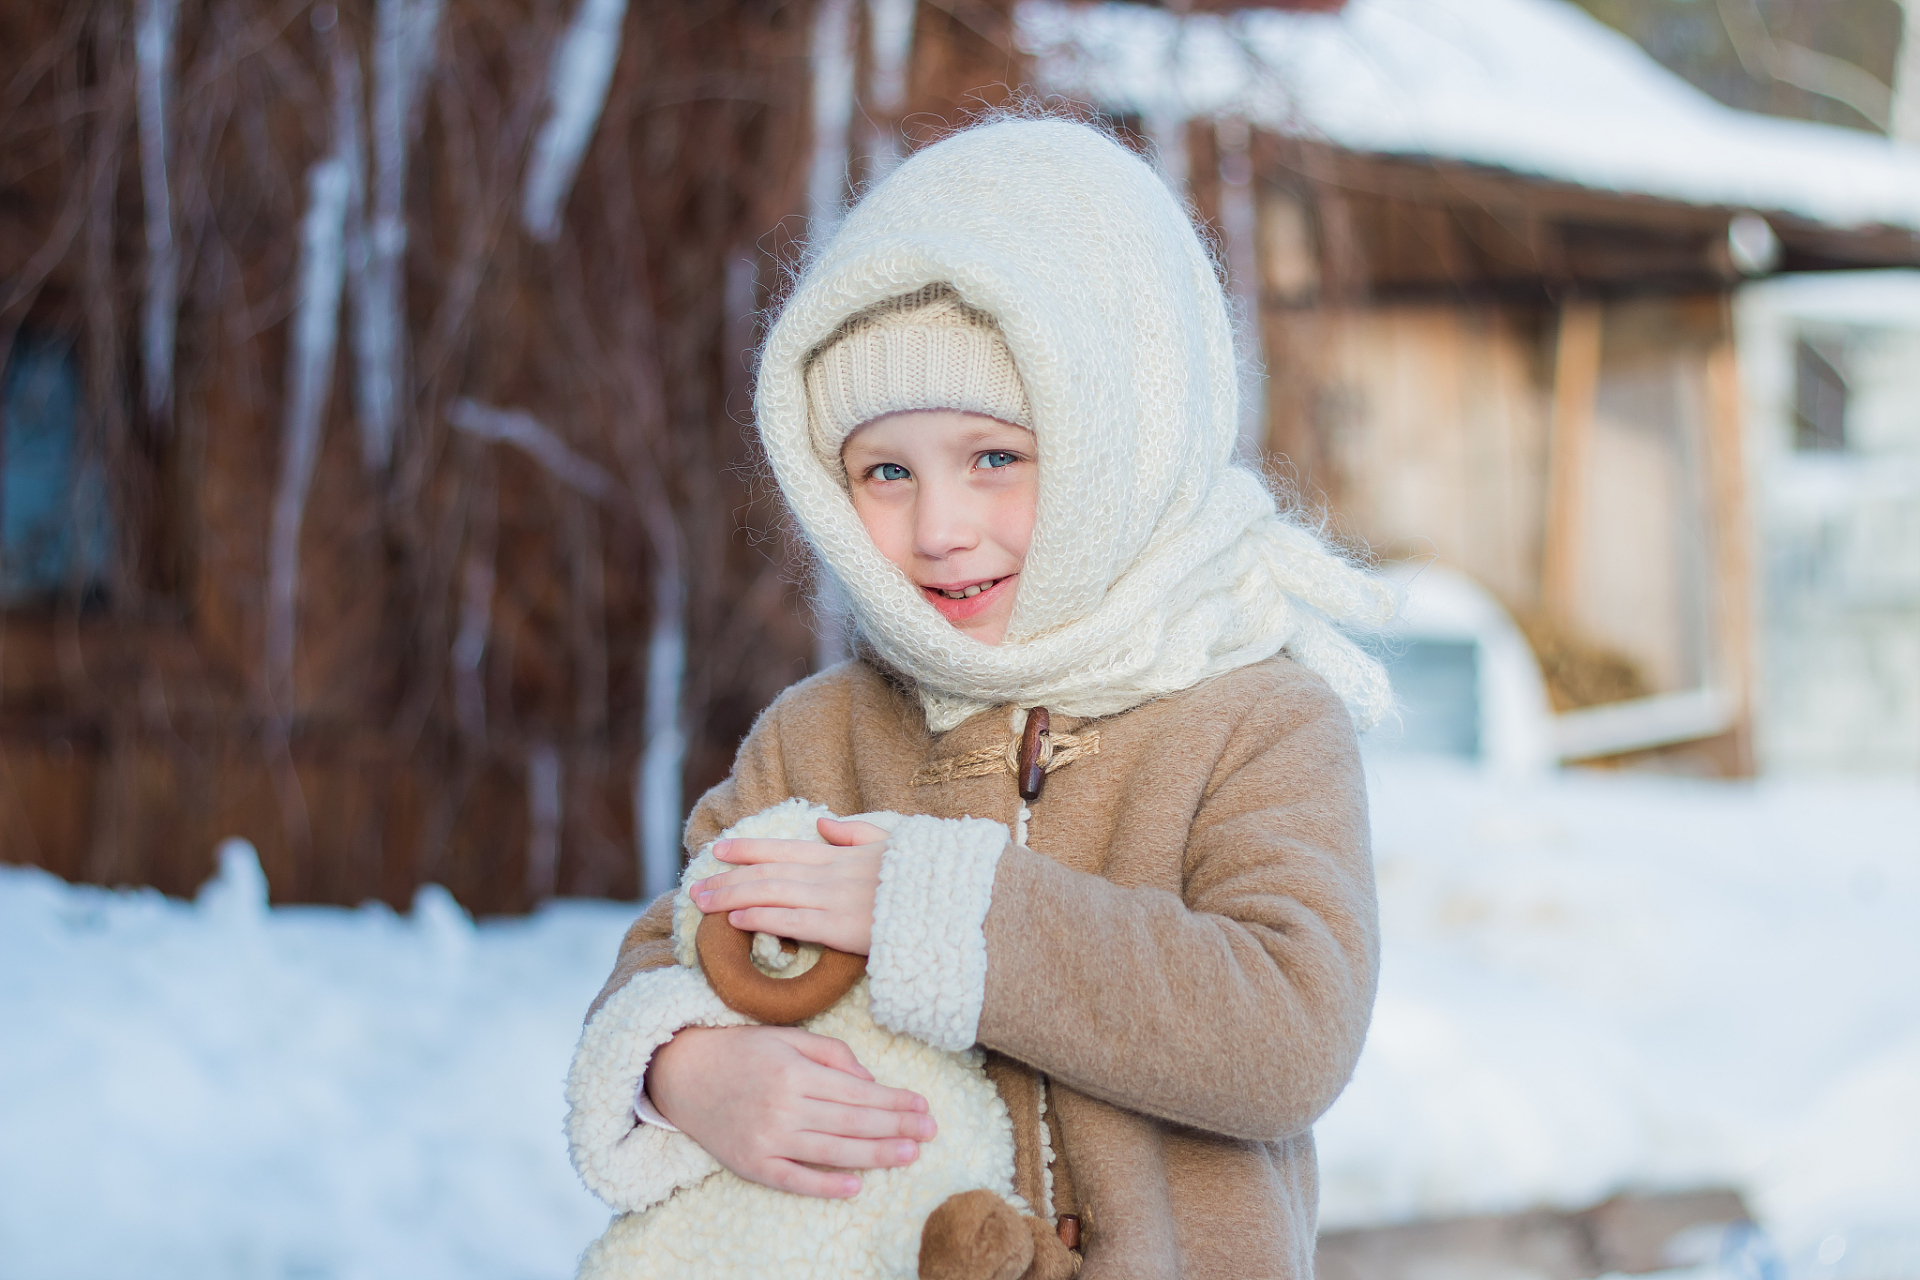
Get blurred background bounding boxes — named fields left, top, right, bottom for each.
left=1, top=0, right=1916, bottom=1277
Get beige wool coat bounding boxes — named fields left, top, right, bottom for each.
left=579, top=653, right=1378, bottom=1279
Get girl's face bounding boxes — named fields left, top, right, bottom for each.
left=842, top=410, right=1037, bottom=646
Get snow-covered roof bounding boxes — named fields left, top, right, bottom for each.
left=1020, top=0, right=1920, bottom=233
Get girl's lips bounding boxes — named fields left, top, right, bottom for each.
left=922, top=575, right=1014, bottom=622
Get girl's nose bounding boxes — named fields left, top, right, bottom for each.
left=912, top=477, right=980, bottom=561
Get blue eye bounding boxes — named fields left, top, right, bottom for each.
left=872, top=462, right=911, bottom=481
left=980, top=451, right=1018, bottom=469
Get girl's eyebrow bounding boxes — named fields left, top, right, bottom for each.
left=959, top=426, right=1034, bottom=448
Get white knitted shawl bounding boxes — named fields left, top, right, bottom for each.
left=758, top=119, right=1394, bottom=733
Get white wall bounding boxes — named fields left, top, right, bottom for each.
left=1737, top=271, right=1920, bottom=775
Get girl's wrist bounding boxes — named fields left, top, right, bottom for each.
left=645, top=1026, right=705, bottom=1124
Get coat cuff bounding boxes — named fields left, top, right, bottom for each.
left=867, top=813, right=1007, bottom=1052
left=632, top=1082, right=679, bottom=1131
left=564, top=963, right=751, bottom=1212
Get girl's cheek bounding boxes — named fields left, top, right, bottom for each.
left=850, top=493, right=916, bottom=574
left=993, top=479, right=1039, bottom=562
left=869, top=515, right=916, bottom=574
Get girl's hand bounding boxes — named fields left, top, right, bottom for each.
left=691, top=817, right=888, bottom=955
left=647, top=1024, right=935, bottom=1198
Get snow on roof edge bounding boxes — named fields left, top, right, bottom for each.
left=1019, top=0, right=1920, bottom=235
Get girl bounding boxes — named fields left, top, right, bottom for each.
left=566, top=117, right=1393, bottom=1279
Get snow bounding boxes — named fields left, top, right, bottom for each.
left=353, top=0, right=443, bottom=470
left=522, top=0, right=628, bottom=244
left=636, top=579, right=688, bottom=903
left=1743, top=267, right=1920, bottom=327
left=4, top=763, right=1917, bottom=1278
left=1019, top=0, right=1920, bottom=233
left=267, top=157, right=352, bottom=716
left=134, top=0, right=180, bottom=420
left=806, top=0, right=857, bottom=240
left=1322, top=754, right=1920, bottom=1271
left=0, top=842, right=628, bottom=1280
left=866, top=0, right=917, bottom=122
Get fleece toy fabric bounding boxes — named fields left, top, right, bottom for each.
left=572, top=798, right=1074, bottom=1280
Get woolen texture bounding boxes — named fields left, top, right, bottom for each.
left=572, top=800, right=1027, bottom=1280
left=867, top=811, right=1006, bottom=1052
left=804, top=285, right=1032, bottom=465
left=567, top=965, right=751, bottom=1214
left=579, top=656, right=1379, bottom=1279
left=758, top=118, right=1395, bottom=732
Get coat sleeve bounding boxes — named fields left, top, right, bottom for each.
left=564, top=696, right=802, bottom=1212
left=973, top=678, right=1378, bottom=1143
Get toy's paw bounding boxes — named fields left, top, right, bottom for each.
left=919, top=1190, right=1033, bottom=1280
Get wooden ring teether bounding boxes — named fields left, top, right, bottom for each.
left=695, top=911, right=867, bottom=1025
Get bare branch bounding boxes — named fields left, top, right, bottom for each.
left=446, top=398, right=620, bottom=504
left=1771, top=40, right=1892, bottom=131
left=1715, top=0, right=1892, bottom=131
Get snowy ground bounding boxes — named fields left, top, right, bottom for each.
left=0, top=853, right=628, bottom=1280
left=1324, top=756, right=1920, bottom=1277
left=3, top=757, right=1916, bottom=1280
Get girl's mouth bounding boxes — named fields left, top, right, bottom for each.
left=921, top=575, right=1013, bottom=622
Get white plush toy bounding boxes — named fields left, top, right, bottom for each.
left=575, top=798, right=1075, bottom=1280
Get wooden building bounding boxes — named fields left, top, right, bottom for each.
left=0, top=0, right=1023, bottom=911
left=14, top=0, right=1913, bottom=912
left=1029, top=0, right=1920, bottom=774
left=1737, top=269, right=1920, bottom=776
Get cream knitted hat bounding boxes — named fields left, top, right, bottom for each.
left=804, top=285, right=1032, bottom=471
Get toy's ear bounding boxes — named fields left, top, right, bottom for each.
left=695, top=913, right=866, bottom=1024
left=670, top=845, right=724, bottom=970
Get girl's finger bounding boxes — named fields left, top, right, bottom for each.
left=782, top=1131, right=923, bottom=1174
left=694, top=861, right=830, bottom=895
left=786, top=1030, right=875, bottom=1080
left=694, top=876, right=831, bottom=914
left=816, top=817, right=890, bottom=846
left=724, top=905, right=826, bottom=939
left=805, top=1067, right=929, bottom=1115
left=798, top=1099, right=938, bottom=1142
left=713, top=837, right=836, bottom=866
left=758, top=1159, right=862, bottom=1200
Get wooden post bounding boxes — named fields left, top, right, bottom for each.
left=1541, top=300, right=1603, bottom=626
left=1700, top=297, right=1756, bottom=775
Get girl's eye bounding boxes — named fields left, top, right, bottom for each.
left=979, top=451, right=1019, bottom=470
left=872, top=462, right=911, bottom=482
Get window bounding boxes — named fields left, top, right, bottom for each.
left=1382, top=638, right=1482, bottom=759
left=1793, top=334, right=1848, bottom=452
left=1, top=335, right=112, bottom=605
